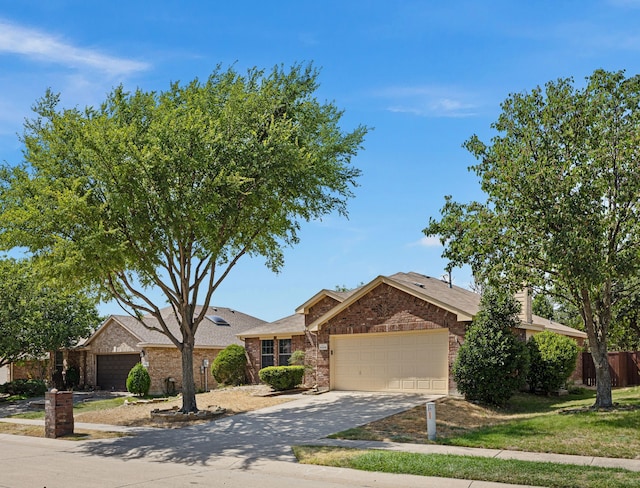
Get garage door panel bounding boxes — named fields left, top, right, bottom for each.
left=331, top=330, right=448, bottom=394
left=97, top=354, right=140, bottom=391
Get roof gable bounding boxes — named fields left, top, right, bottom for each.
left=308, top=272, right=478, bottom=331
left=307, top=272, right=586, bottom=339
left=295, top=288, right=359, bottom=314
left=83, top=316, right=145, bottom=348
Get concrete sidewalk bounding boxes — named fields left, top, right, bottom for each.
left=311, top=437, right=640, bottom=472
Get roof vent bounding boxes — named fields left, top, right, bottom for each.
left=413, top=282, right=425, bottom=288
left=207, top=315, right=230, bottom=326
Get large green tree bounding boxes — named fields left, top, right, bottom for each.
left=0, top=64, right=367, bottom=412
left=425, top=70, right=640, bottom=408
left=0, top=259, right=98, bottom=369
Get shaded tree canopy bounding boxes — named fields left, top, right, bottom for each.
left=0, top=63, right=368, bottom=411
left=425, top=69, right=640, bottom=408
left=0, top=259, right=98, bottom=368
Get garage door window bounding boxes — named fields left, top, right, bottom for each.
left=261, top=340, right=274, bottom=368
left=278, top=339, right=292, bottom=366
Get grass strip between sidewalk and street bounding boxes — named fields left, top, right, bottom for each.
left=293, top=446, right=640, bottom=488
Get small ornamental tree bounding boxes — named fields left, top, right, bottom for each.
left=126, top=363, right=150, bottom=397
left=527, top=331, right=579, bottom=394
left=453, top=288, right=529, bottom=406
left=288, top=349, right=306, bottom=366
left=211, top=344, right=247, bottom=386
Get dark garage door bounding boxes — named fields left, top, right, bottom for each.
left=96, top=354, right=140, bottom=391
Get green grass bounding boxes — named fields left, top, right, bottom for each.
left=330, top=386, right=640, bottom=458
left=10, top=397, right=128, bottom=420
left=294, top=446, right=640, bottom=488
left=441, top=388, right=640, bottom=458
left=442, top=405, right=640, bottom=458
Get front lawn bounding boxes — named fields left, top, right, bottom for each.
left=294, top=446, right=640, bottom=488
left=8, top=385, right=292, bottom=427
left=329, top=386, right=640, bottom=459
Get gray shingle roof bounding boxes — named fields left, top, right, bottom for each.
left=238, top=313, right=305, bottom=339
left=286, top=271, right=587, bottom=340
left=88, top=306, right=266, bottom=348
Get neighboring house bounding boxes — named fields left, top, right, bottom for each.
left=1, top=355, right=57, bottom=384
left=68, top=306, right=266, bottom=394
left=239, top=272, right=587, bottom=395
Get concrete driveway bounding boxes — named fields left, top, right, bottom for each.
left=79, top=391, right=435, bottom=466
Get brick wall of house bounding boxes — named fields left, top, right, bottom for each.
left=84, top=321, right=141, bottom=389
left=145, top=347, right=220, bottom=395
left=306, top=296, right=341, bottom=324
left=244, top=338, right=261, bottom=384
left=244, top=335, right=307, bottom=385
left=303, top=283, right=468, bottom=393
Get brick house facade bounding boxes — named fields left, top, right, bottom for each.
left=74, top=307, right=265, bottom=394
left=240, top=272, right=587, bottom=395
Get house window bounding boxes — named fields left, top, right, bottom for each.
left=278, top=339, right=292, bottom=366
left=261, top=340, right=274, bottom=368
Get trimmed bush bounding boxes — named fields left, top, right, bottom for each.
left=259, top=366, right=305, bottom=390
left=126, top=363, right=151, bottom=396
left=0, top=379, right=47, bottom=397
left=211, top=344, right=247, bottom=386
left=453, top=288, right=530, bottom=406
left=527, top=330, right=579, bottom=394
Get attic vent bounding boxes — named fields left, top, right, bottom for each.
left=413, top=282, right=425, bottom=288
left=207, top=315, right=230, bottom=326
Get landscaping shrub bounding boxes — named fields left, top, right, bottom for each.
left=126, top=363, right=151, bottom=396
left=259, top=366, right=305, bottom=390
left=211, top=344, right=247, bottom=385
left=0, top=379, right=47, bottom=397
left=527, top=330, right=579, bottom=394
left=453, top=288, right=529, bottom=406
left=288, top=349, right=306, bottom=366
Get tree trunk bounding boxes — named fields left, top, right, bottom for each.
left=581, top=289, right=613, bottom=408
left=180, top=341, right=198, bottom=413
left=590, top=341, right=613, bottom=408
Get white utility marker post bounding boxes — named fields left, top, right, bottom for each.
left=426, top=401, right=436, bottom=441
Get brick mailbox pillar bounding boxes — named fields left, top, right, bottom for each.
left=45, top=390, right=74, bottom=438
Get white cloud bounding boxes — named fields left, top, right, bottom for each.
left=411, top=235, right=442, bottom=247
left=376, top=84, right=479, bottom=118
left=0, top=19, right=150, bottom=76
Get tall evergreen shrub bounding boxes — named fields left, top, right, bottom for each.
left=453, top=288, right=529, bottom=406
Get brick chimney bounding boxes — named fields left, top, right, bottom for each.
left=515, top=288, right=533, bottom=324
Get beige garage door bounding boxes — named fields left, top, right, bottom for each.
left=330, top=330, right=448, bottom=394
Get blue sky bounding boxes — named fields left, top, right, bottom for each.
left=1, top=1, right=640, bottom=321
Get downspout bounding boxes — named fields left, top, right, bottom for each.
left=305, top=328, right=319, bottom=390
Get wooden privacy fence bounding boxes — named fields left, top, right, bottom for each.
left=582, top=352, right=640, bottom=387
